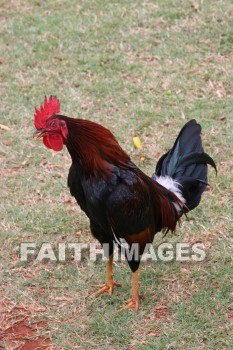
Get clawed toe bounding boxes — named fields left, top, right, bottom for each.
left=116, top=297, right=139, bottom=313
left=90, top=281, right=121, bottom=297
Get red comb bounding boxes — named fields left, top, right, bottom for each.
left=34, top=96, right=60, bottom=129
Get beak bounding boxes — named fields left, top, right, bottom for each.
left=33, top=129, right=46, bottom=139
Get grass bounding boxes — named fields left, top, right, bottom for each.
left=0, top=0, right=232, bottom=349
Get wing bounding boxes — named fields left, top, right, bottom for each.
left=105, top=167, right=155, bottom=254
left=76, top=164, right=155, bottom=253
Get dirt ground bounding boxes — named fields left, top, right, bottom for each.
left=0, top=296, right=54, bottom=350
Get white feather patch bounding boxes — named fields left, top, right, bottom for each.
left=154, top=175, right=186, bottom=211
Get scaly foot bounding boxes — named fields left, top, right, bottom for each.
left=116, top=297, right=139, bottom=313
left=91, top=280, right=121, bottom=297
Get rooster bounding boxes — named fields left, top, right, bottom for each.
left=33, top=96, right=216, bottom=311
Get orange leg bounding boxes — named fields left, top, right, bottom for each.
left=91, top=254, right=121, bottom=296
left=117, top=269, right=139, bottom=312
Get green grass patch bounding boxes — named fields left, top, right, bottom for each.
left=0, top=0, right=232, bottom=349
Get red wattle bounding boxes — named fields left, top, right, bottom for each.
left=43, top=136, right=51, bottom=149
left=43, top=134, right=63, bottom=151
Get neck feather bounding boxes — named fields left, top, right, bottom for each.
left=61, top=116, right=131, bottom=178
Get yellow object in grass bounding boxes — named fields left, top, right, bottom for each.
left=133, top=137, right=142, bottom=149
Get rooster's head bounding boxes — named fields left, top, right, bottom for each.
left=33, top=96, right=68, bottom=151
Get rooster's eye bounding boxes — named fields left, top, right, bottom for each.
left=50, top=120, right=56, bottom=127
